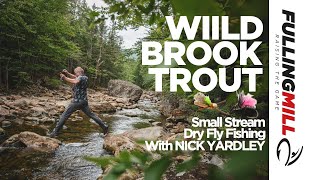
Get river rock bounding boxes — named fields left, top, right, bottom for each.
left=0, top=98, right=4, bottom=105
left=44, top=92, right=54, bottom=97
left=123, top=126, right=164, bottom=141
left=116, top=108, right=160, bottom=118
left=140, top=91, right=159, bottom=101
left=148, top=119, right=156, bottom=123
left=165, top=122, right=174, bottom=129
left=0, top=107, right=10, bottom=117
left=0, top=131, right=61, bottom=153
left=151, top=121, right=162, bottom=126
left=25, top=116, right=40, bottom=122
left=48, top=109, right=59, bottom=117
left=91, top=101, right=116, bottom=113
left=201, top=153, right=224, bottom=169
left=115, top=98, right=129, bottom=104
left=2, top=120, right=11, bottom=128
left=38, top=117, right=55, bottom=124
left=125, top=104, right=138, bottom=109
left=31, top=106, right=47, bottom=117
left=0, top=127, right=5, bottom=136
left=169, top=109, right=188, bottom=122
left=12, top=99, right=28, bottom=108
left=74, top=115, right=83, bottom=121
left=175, top=155, right=190, bottom=163
left=56, top=100, right=69, bottom=109
left=107, top=80, right=143, bottom=102
left=158, top=94, right=191, bottom=119
left=165, top=133, right=184, bottom=142
left=116, top=108, right=144, bottom=117
left=171, top=123, right=185, bottom=133
left=103, top=134, right=145, bottom=156
left=158, top=94, right=180, bottom=117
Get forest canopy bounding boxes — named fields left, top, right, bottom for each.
left=0, top=0, right=135, bottom=90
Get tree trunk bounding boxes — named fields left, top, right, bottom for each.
left=94, top=25, right=104, bottom=87
left=94, top=42, right=103, bottom=87
left=6, top=59, right=9, bottom=90
left=68, top=59, right=73, bottom=72
left=0, top=61, right=2, bottom=86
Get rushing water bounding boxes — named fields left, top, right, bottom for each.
left=0, top=99, right=163, bottom=180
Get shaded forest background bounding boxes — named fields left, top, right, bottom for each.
left=0, top=0, right=268, bottom=100
left=0, top=0, right=269, bottom=121
left=0, top=0, right=140, bottom=90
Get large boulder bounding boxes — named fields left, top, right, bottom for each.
left=103, top=134, right=145, bottom=156
left=158, top=94, right=180, bottom=117
left=123, top=126, right=164, bottom=141
left=107, top=80, right=143, bottom=102
left=102, top=127, right=167, bottom=179
left=1, top=131, right=61, bottom=153
left=158, top=94, right=191, bottom=122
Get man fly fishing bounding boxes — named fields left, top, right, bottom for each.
left=49, top=67, right=109, bottom=137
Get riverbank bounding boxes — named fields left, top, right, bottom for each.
left=0, top=81, right=165, bottom=179
left=0, top=81, right=225, bottom=180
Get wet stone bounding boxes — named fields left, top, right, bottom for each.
left=2, top=120, right=11, bottom=128
left=152, top=122, right=162, bottom=126
left=0, top=127, right=5, bottom=136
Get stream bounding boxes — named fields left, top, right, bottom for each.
left=0, top=99, right=163, bottom=180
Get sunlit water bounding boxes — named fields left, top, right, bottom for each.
left=0, top=99, right=163, bottom=180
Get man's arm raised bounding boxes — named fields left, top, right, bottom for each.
left=60, top=74, right=79, bottom=84
left=62, top=69, right=77, bottom=79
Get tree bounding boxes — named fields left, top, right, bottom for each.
left=0, top=0, right=128, bottom=89
left=0, top=0, right=79, bottom=89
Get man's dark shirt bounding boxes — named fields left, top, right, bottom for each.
left=72, top=75, right=88, bottom=102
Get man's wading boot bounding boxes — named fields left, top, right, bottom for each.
left=102, top=125, right=109, bottom=136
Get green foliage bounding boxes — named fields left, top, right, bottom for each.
left=0, top=0, right=134, bottom=89
left=87, top=140, right=268, bottom=179
left=86, top=150, right=154, bottom=180
left=104, top=152, right=134, bottom=180
left=14, top=72, right=32, bottom=86
left=121, top=49, right=139, bottom=83
left=0, top=0, right=76, bottom=88
left=86, top=150, right=201, bottom=180
left=132, top=43, right=156, bottom=89
left=218, top=142, right=269, bottom=180
left=171, top=0, right=225, bottom=16
left=103, top=0, right=173, bottom=28
left=176, top=151, right=201, bottom=172
left=84, top=156, right=114, bottom=168
left=43, top=77, right=62, bottom=89
left=144, top=156, right=172, bottom=180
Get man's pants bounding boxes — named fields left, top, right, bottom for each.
left=51, top=100, right=108, bottom=135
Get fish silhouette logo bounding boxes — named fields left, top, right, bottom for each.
left=276, top=138, right=303, bottom=166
